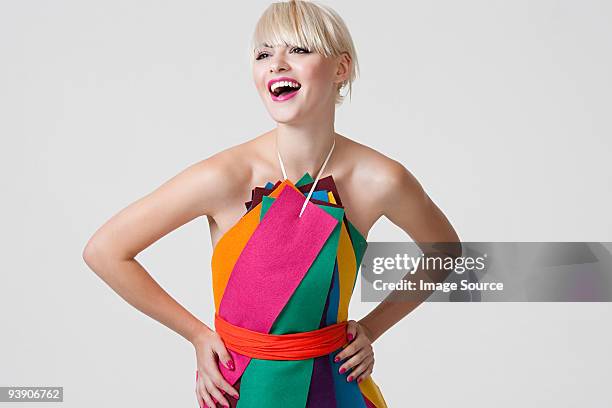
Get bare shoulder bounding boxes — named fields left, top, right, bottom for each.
left=338, top=134, right=424, bottom=208
left=190, top=136, right=264, bottom=218
left=338, top=134, right=459, bottom=244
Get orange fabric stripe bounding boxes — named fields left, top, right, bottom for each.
left=214, top=313, right=348, bottom=360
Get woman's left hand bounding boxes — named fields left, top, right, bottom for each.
left=334, top=319, right=375, bottom=383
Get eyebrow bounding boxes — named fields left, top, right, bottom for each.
left=253, top=42, right=297, bottom=54
left=257, top=42, right=293, bottom=49
left=256, top=43, right=274, bottom=50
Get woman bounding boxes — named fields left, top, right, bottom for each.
left=83, top=1, right=460, bottom=407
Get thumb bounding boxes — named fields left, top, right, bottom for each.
left=346, top=320, right=358, bottom=342
left=215, top=342, right=235, bottom=371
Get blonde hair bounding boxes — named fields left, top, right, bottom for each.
left=250, top=0, right=359, bottom=105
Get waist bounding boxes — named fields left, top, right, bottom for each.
left=214, top=313, right=349, bottom=361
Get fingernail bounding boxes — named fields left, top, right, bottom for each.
left=339, top=367, right=346, bottom=374
left=234, top=393, right=240, bottom=399
left=357, top=377, right=363, bottom=383
left=334, top=356, right=340, bottom=363
left=227, top=360, right=235, bottom=370
left=347, top=375, right=353, bottom=382
left=347, top=333, right=354, bottom=341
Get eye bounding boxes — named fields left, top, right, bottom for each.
left=255, top=46, right=310, bottom=61
left=291, top=46, right=310, bottom=54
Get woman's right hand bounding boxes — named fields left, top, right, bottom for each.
left=192, top=329, right=240, bottom=408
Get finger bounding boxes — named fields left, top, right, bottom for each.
left=203, top=357, right=240, bottom=397
left=338, top=348, right=370, bottom=375
left=195, top=386, right=205, bottom=408
left=215, top=379, right=240, bottom=401
left=209, top=370, right=240, bottom=400
left=334, top=342, right=357, bottom=363
left=334, top=337, right=369, bottom=362
left=198, top=382, right=216, bottom=408
left=214, top=343, right=235, bottom=371
left=346, top=355, right=373, bottom=382
left=207, top=382, right=230, bottom=408
left=346, top=320, right=358, bottom=342
left=356, top=364, right=374, bottom=384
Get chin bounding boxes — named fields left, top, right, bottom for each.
left=268, top=107, right=305, bottom=125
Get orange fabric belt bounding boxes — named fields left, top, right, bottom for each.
left=214, top=313, right=349, bottom=361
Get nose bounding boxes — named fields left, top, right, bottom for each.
left=269, top=53, right=289, bottom=73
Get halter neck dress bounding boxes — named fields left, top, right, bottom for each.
left=203, top=139, right=388, bottom=407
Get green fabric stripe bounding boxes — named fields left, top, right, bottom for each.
left=295, top=171, right=314, bottom=187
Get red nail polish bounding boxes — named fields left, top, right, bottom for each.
left=227, top=360, right=235, bottom=370
left=339, top=367, right=346, bottom=374
left=357, top=377, right=363, bottom=383
left=347, top=333, right=354, bottom=341
left=347, top=375, right=353, bottom=382
left=334, top=356, right=340, bottom=362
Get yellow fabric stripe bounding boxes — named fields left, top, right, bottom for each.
left=359, top=376, right=388, bottom=408
left=327, top=191, right=337, bottom=204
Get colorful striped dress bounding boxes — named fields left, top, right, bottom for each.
left=204, top=169, right=387, bottom=408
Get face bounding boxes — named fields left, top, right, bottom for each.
left=252, top=43, right=347, bottom=124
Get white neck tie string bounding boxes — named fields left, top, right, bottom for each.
left=276, top=135, right=336, bottom=218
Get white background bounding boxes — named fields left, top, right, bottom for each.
left=1, top=0, right=611, bottom=406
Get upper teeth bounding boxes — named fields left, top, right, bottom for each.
left=270, top=81, right=300, bottom=92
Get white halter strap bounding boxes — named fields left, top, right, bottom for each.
left=276, top=135, right=336, bottom=218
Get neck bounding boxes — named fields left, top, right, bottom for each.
left=274, top=120, right=336, bottom=181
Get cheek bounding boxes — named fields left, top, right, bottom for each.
left=252, top=67, right=267, bottom=93
left=301, top=64, right=336, bottom=96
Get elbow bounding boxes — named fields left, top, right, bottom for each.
left=82, top=237, right=110, bottom=275
left=83, top=234, right=134, bottom=277
left=443, top=230, right=462, bottom=259
left=82, top=238, right=99, bottom=271
left=430, top=238, right=462, bottom=260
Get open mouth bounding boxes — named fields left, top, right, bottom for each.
left=268, top=78, right=302, bottom=100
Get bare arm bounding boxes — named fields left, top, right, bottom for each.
left=359, top=160, right=462, bottom=343
left=82, top=158, right=222, bottom=345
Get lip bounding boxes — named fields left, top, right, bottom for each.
left=267, top=76, right=301, bottom=102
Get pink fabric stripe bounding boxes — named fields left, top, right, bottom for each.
left=217, top=185, right=339, bottom=384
